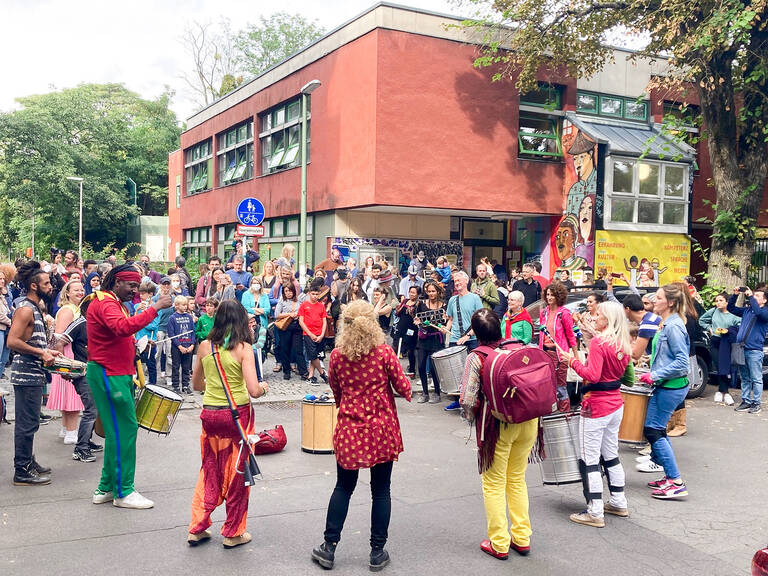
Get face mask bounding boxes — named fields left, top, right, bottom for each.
left=171, top=281, right=180, bottom=289
left=251, top=283, right=261, bottom=292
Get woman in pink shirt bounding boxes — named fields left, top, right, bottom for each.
left=538, top=282, right=578, bottom=411
left=562, top=301, right=633, bottom=528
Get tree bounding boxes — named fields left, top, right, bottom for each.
left=461, top=0, right=768, bottom=287
left=0, top=83, right=181, bottom=257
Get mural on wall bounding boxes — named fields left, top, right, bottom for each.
left=595, top=230, right=689, bottom=287
left=550, top=122, right=597, bottom=274
left=332, top=237, right=464, bottom=274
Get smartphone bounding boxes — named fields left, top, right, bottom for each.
left=610, top=273, right=622, bottom=279
left=739, top=286, right=748, bottom=292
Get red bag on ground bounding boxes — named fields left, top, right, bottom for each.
left=474, top=340, right=558, bottom=423
left=251, top=425, right=287, bottom=455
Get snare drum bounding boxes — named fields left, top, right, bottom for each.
left=539, top=409, right=582, bottom=485
left=430, top=346, right=467, bottom=396
left=619, top=385, right=653, bottom=444
left=301, top=400, right=338, bottom=454
left=44, top=357, right=87, bottom=379
left=134, top=385, right=183, bottom=435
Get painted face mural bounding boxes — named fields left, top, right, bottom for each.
left=555, top=219, right=577, bottom=262
left=578, top=195, right=595, bottom=244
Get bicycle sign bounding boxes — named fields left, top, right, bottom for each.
left=236, top=197, right=265, bottom=226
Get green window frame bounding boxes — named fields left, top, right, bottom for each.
left=600, top=96, right=623, bottom=117
left=518, top=115, right=563, bottom=159
left=259, top=98, right=309, bottom=175
left=577, top=92, right=649, bottom=122
left=520, top=83, right=562, bottom=109
left=576, top=93, right=598, bottom=113
left=217, top=120, right=254, bottom=187
left=184, top=139, right=212, bottom=195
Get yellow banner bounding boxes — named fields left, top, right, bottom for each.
left=594, top=230, right=690, bottom=287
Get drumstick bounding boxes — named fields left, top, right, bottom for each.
left=540, top=326, right=569, bottom=358
left=151, top=329, right=195, bottom=345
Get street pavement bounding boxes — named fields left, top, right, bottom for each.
left=0, top=386, right=766, bottom=576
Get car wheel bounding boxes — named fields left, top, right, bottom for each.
left=686, top=355, right=709, bottom=399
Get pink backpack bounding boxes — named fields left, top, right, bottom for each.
left=475, top=340, right=558, bottom=423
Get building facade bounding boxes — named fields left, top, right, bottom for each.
left=168, top=2, right=768, bottom=283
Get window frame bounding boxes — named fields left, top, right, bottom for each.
left=517, top=114, right=563, bottom=159
left=217, top=120, right=254, bottom=187
left=259, top=98, right=310, bottom=175
left=520, top=83, right=563, bottom=110
left=184, top=139, right=213, bottom=195
left=577, top=91, right=649, bottom=122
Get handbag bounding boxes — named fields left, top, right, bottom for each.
left=274, top=315, right=293, bottom=331
left=731, top=316, right=755, bottom=366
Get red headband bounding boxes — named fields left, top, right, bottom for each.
left=114, top=270, right=142, bottom=283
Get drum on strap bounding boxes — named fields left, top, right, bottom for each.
left=44, top=357, right=87, bottom=379
left=134, top=385, right=183, bottom=435
left=618, top=385, right=653, bottom=444
left=430, top=346, right=467, bottom=396
left=539, top=409, right=582, bottom=485
left=301, top=399, right=338, bottom=454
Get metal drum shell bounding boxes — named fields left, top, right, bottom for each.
left=539, top=409, right=582, bottom=485
left=134, top=385, right=183, bottom=435
left=430, top=346, right=467, bottom=396
left=618, top=385, right=653, bottom=444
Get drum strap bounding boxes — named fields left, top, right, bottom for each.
left=580, top=380, right=621, bottom=394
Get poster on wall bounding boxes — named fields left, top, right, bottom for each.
left=549, top=121, right=597, bottom=276
left=594, top=230, right=690, bottom=287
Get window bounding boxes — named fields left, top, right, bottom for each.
left=577, top=92, right=649, bottom=122
left=216, top=224, right=238, bottom=261
left=518, top=115, right=562, bottom=159
left=175, top=184, right=181, bottom=209
left=217, top=120, right=254, bottom=187
left=286, top=218, right=299, bottom=236
left=185, top=139, right=213, bottom=195
left=271, top=220, right=284, bottom=237
left=605, top=157, right=689, bottom=231
left=183, top=226, right=212, bottom=262
left=259, top=98, right=309, bottom=175
left=520, top=83, right=562, bottom=109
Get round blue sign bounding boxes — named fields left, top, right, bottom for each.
left=236, top=197, right=265, bottom=226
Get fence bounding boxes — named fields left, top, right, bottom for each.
left=752, top=239, right=768, bottom=284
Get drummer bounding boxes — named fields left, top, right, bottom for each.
left=561, top=301, right=633, bottom=528
left=86, top=264, right=172, bottom=509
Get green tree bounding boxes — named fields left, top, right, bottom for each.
left=461, top=0, right=768, bottom=287
left=0, top=83, right=180, bottom=257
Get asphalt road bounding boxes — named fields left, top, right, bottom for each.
left=0, top=391, right=765, bottom=576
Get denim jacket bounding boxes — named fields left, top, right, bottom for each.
left=650, top=313, right=690, bottom=382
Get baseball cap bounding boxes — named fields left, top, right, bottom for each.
left=408, top=264, right=418, bottom=276
left=160, top=276, right=171, bottom=284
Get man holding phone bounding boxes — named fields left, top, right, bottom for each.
left=227, top=255, right=252, bottom=300
left=728, top=285, right=768, bottom=414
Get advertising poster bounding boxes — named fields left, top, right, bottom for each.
left=594, top=230, right=690, bottom=287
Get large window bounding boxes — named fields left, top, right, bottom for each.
left=184, top=227, right=212, bottom=262
left=217, top=120, right=254, bottom=187
left=185, top=139, right=213, bottom=195
left=518, top=115, right=562, bottom=159
left=259, top=98, right=308, bottom=175
left=606, top=157, right=688, bottom=231
left=577, top=92, right=649, bottom=122
left=520, top=83, right=562, bottom=109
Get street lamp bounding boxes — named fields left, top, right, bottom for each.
left=67, top=176, right=84, bottom=256
left=299, top=79, right=321, bottom=287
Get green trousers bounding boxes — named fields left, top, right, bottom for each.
left=87, top=362, right=137, bottom=498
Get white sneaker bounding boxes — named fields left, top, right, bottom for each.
left=59, top=427, right=67, bottom=438
left=635, top=454, right=651, bottom=463
left=714, top=391, right=724, bottom=403
left=64, top=430, right=78, bottom=445
left=636, top=460, right=664, bottom=473
left=724, top=393, right=735, bottom=406
left=113, top=490, right=154, bottom=509
left=92, top=489, right=114, bottom=504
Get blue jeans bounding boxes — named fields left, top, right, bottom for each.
left=644, top=385, right=689, bottom=480
left=0, top=329, right=10, bottom=374
left=739, top=349, right=764, bottom=406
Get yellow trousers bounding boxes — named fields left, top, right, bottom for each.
left=481, top=418, right=538, bottom=552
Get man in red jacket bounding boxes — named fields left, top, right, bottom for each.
left=86, top=264, right=172, bottom=509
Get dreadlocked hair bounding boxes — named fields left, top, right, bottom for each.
left=101, top=262, right=141, bottom=292
left=16, top=260, right=46, bottom=292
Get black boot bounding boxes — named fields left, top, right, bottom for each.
left=32, top=456, right=51, bottom=475
left=369, top=548, right=390, bottom=572
left=311, top=541, right=336, bottom=570
left=13, top=463, right=51, bottom=486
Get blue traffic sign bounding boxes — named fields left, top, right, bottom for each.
left=236, top=197, right=265, bottom=226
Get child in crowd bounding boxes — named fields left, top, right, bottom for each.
left=136, top=282, right=159, bottom=385
left=195, top=298, right=218, bottom=343
left=248, top=314, right=267, bottom=385
left=186, top=296, right=198, bottom=321
left=168, top=295, right=196, bottom=394
left=298, top=279, right=329, bottom=385
left=154, top=277, right=175, bottom=382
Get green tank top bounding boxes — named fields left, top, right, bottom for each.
left=201, top=347, right=251, bottom=406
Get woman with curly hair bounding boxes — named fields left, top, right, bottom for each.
left=311, top=300, right=412, bottom=572
left=0, top=264, right=16, bottom=378
left=539, top=281, right=578, bottom=411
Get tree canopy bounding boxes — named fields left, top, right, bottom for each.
left=461, top=0, right=768, bottom=286
left=0, top=83, right=181, bottom=257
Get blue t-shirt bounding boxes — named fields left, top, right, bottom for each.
left=446, top=292, right=483, bottom=343
left=638, top=311, right=662, bottom=354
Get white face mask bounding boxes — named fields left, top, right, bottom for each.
left=171, top=281, right=180, bottom=289
left=251, top=283, right=261, bottom=292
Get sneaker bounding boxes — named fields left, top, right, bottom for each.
left=187, top=530, right=211, bottom=547
left=724, top=393, right=735, bottom=406
left=64, top=430, right=78, bottom=445
left=417, top=395, right=429, bottom=404
left=13, top=464, right=51, bottom=486
left=318, top=371, right=329, bottom=383
left=369, top=547, right=391, bottom=571
left=283, top=372, right=291, bottom=381
left=480, top=539, right=508, bottom=560
left=311, top=541, right=336, bottom=569
left=39, top=413, right=52, bottom=425
left=637, top=445, right=651, bottom=457
left=223, top=531, right=251, bottom=549
left=444, top=400, right=460, bottom=411
left=635, top=454, right=651, bottom=463
left=603, top=503, right=629, bottom=517
left=636, top=460, right=664, bottom=473
left=113, top=490, right=154, bottom=509
left=429, top=394, right=441, bottom=404
left=92, top=489, right=113, bottom=504
left=59, top=427, right=67, bottom=439
left=569, top=510, right=605, bottom=528
left=714, top=391, right=723, bottom=403
left=651, top=481, right=688, bottom=499
left=748, top=404, right=762, bottom=414
left=647, top=476, right=668, bottom=488
left=406, top=372, right=416, bottom=379
left=309, top=376, right=320, bottom=386
left=88, top=441, right=104, bottom=453
left=72, top=449, right=96, bottom=463
left=183, top=387, right=192, bottom=395
left=735, top=401, right=752, bottom=412
left=509, top=541, right=530, bottom=556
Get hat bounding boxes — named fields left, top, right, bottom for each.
left=160, top=276, right=171, bottom=284
left=644, top=293, right=657, bottom=303
left=408, top=264, right=418, bottom=276
left=378, top=271, right=395, bottom=283
left=567, top=130, right=596, bottom=156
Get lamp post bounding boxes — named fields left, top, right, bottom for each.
left=299, top=79, right=322, bottom=287
left=67, top=176, right=84, bottom=256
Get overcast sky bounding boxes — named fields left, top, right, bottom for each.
left=0, top=0, right=458, bottom=122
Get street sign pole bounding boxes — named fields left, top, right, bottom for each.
left=299, top=91, right=308, bottom=287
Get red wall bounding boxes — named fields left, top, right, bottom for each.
left=167, top=149, right=183, bottom=260
left=374, top=30, right=569, bottom=214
